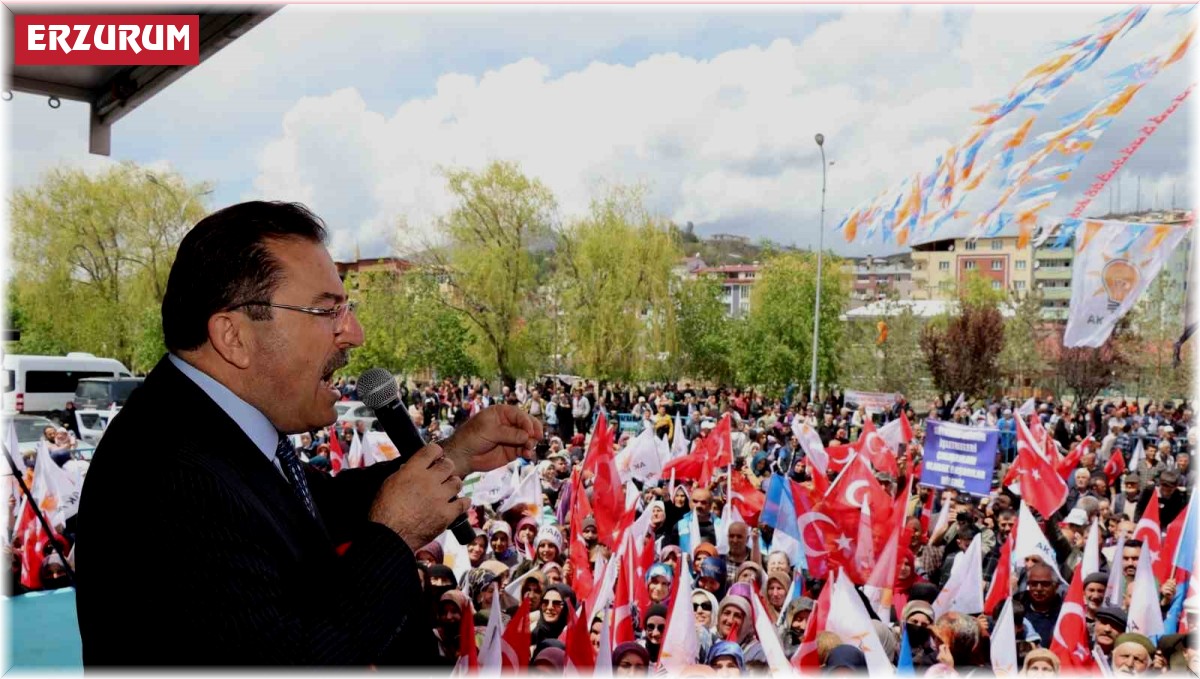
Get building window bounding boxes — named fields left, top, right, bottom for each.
left=992, top=239, right=1003, bottom=250
left=991, top=280, right=1002, bottom=290
left=992, top=260, right=1003, bottom=271
left=965, top=261, right=977, bottom=270
left=1016, top=260, right=1027, bottom=270
left=1015, top=280, right=1026, bottom=290
left=965, top=241, right=977, bottom=251
left=939, top=261, right=950, bottom=271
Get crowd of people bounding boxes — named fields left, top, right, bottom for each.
left=8, top=376, right=1200, bottom=676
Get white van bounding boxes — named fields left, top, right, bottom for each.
left=2, top=353, right=132, bottom=414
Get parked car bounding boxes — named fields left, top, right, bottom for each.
left=2, top=353, right=131, bottom=414
left=335, top=400, right=379, bottom=431
left=6, top=413, right=58, bottom=457
left=73, top=377, right=144, bottom=410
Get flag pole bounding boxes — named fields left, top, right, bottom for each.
left=3, top=443, right=76, bottom=582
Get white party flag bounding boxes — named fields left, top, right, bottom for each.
left=658, top=559, right=700, bottom=672
left=471, top=462, right=517, bottom=506
left=1082, top=518, right=1101, bottom=579
left=671, top=415, right=689, bottom=460
left=439, top=529, right=473, bottom=584
left=593, top=604, right=613, bottom=677
left=990, top=597, right=1019, bottom=677
left=1014, top=501, right=1064, bottom=582
left=1064, top=221, right=1188, bottom=347
left=794, top=423, right=829, bottom=476
left=827, top=570, right=894, bottom=676
left=1127, top=542, right=1165, bottom=637
left=1104, top=535, right=1127, bottom=607
left=750, top=587, right=793, bottom=675
left=933, top=533, right=984, bottom=618
left=499, top=465, right=541, bottom=515
left=478, top=582, right=504, bottom=670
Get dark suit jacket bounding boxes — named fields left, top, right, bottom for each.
left=76, top=355, right=437, bottom=666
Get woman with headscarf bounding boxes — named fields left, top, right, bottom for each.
left=531, top=583, right=576, bottom=645
left=692, top=543, right=719, bottom=578
left=763, top=572, right=789, bottom=623
left=414, top=541, right=444, bottom=568
left=715, top=594, right=755, bottom=647
left=641, top=603, right=669, bottom=663
left=530, top=645, right=566, bottom=673
left=824, top=645, right=868, bottom=674
left=706, top=640, right=746, bottom=676
left=764, top=550, right=793, bottom=582
left=613, top=641, right=651, bottom=675
left=515, top=516, right=540, bottom=557
left=692, top=588, right=720, bottom=635
left=649, top=500, right=670, bottom=543
left=734, top=561, right=767, bottom=591
left=435, top=590, right=471, bottom=663
left=515, top=525, right=565, bottom=578
left=778, top=597, right=815, bottom=658
left=466, top=528, right=489, bottom=569
left=697, top=556, right=728, bottom=601
left=1021, top=648, right=1060, bottom=676
left=901, top=600, right=939, bottom=670
left=891, top=548, right=926, bottom=618
left=646, top=563, right=674, bottom=605
left=517, top=570, right=547, bottom=626
left=659, top=545, right=684, bottom=576
left=540, top=561, right=565, bottom=586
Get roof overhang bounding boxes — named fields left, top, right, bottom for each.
left=5, top=4, right=279, bottom=155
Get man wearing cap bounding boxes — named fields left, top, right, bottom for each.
left=1057, top=508, right=1090, bottom=574
left=1082, top=572, right=1109, bottom=630
left=1137, top=468, right=1188, bottom=526
left=1113, top=473, right=1142, bottom=521
left=1112, top=633, right=1155, bottom=675
left=1094, top=606, right=1127, bottom=665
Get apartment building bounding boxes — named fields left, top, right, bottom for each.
left=910, top=235, right=1034, bottom=300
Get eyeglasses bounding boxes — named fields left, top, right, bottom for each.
left=693, top=602, right=713, bottom=612
left=542, top=599, right=565, bottom=608
left=232, top=299, right=359, bottom=331
left=645, top=623, right=665, bottom=631
left=1027, top=580, right=1055, bottom=589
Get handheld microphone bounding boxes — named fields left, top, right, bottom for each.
left=358, top=368, right=476, bottom=546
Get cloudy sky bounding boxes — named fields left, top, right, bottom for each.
left=8, top=4, right=1195, bottom=260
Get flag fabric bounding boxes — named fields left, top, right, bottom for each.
left=1015, top=501, right=1065, bottom=582
left=864, top=509, right=901, bottom=622
left=343, top=429, right=362, bottom=468
left=1011, top=416, right=1068, bottom=518
left=826, top=570, right=894, bottom=675
left=792, top=571, right=833, bottom=670
left=750, top=589, right=793, bottom=673
left=1050, top=563, right=1096, bottom=671
left=1128, top=542, right=1166, bottom=637
left=1128, top=439, right=1145, bottom=477
left=932, top=533, right=984, bottom=618
left=1056, top=438, right=1087, bottom=481
left=897, top=624, right=915, bottom=676
left=670, top=415, right=689, bottom=460
left=877, top=412, right=914, bottom=453
left=1165, top=584, right=1188, bottom=635
left=1105, top=535, right=1128, bottom=607
left=5, top=420, right=25, bottom=472
left=326, top=427, right=346, bottom=475
left=30, top=434, right=80, bottom=527
left=658, top=555, right=700, bottom=672
left=1173, top=487, right=1200, bottom=575
left=1133, top=488, right=1163, bottom=566
left=478, top=583, right=504, bottom=670
left=565, top=604, right=596, bottom=673
left=991, top=597, right=1019, bottom=677
left=471, top=462, right=517, bottom=506
left=1156, top=507, right=1188, bottom=585
left=856, top=418, right=900, bottom=478
left=1103, top=444, right=1126, bottom=484
left=361, top=431, right=400, bottom=465
left=498, top=465, right=542, bottom=516
left=729, top=470, right=765, bottom=527
left=457, top=597, right=479, bottom=670
left=1017, top=397, right=1035, bottom=417
left=1082, top=518, right=1102, bottom=579
left=985, top=530, right=1015, bottom=615
left=795, top=423, right=829, bottom=476
left=1064, top=220, right=1189, bottom=347
left=439, top=529, right=474, bottom=584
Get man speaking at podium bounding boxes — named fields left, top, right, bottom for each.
left=75, top=201, right=542, bottom=666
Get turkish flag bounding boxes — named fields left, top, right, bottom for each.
left=568, top=469, right=595, bottom=603
left=855, top=419, right=900, bottom=478
left=984, top=530, right=1015, bottom=616
left=822, top=454, right=893, bottom=542
left=564, top=604, right=596, bottom=671
left=588, top=413, right=626, bottom=548
left=791, top=569, right=833, bottom=669
left=1049, top=563, right=1096, bottom=671
left=1104, top=445, right=1126, bottom=486
left=791, top=481, right=836, bottom=580
left=708, top=413, right=734, bottom=468
left=327, top=426, right=346, bottom=475
left=825, top=444, right=855, bottom=474
left=730, top=470, right=765, bottom=527
left=1056, top=438, right=1088, bottom=483
left=1013, top=418, right=1068, bottom=518
left=662, top=449, right=709, bottom=484
left=1134, top=488, right=1163, bottom=566
left=458, top=597, right=479, bottom=669
left=501, top=596, right=532, bottom=673
left=614, top=542, right=637, bottom=646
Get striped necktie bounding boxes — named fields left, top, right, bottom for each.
left=276, top=435, right=318, bottom=521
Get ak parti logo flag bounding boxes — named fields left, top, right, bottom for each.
left=14, top=15, right=200, bottom=66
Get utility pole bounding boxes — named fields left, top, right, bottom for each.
left=1137, top=175, right=1142, bottom=213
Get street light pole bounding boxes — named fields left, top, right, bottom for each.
left=810, top=133, right=827, bottom=405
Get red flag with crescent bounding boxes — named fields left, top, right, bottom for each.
left=1050, top=563, right=1096, bottom=671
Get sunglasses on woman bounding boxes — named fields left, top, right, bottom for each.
left=542, top=598, right=564, bottom=609
left=693, top=601, right=712, bottom=612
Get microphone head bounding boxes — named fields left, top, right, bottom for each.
left=358, top=368, right=399, bottom=410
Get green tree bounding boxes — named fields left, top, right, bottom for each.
left=555, top=186, right=680, bottom=381
left=957, top=270, right=1007, bottom=308
left=839, top=298, right=931, bottom=397
left=8, top=163, right=210, bottom=371
left=1122, top=270, right=1190, bottom=400
left=672, top=275, right=736, bottom=384
left=734, top=251, right=847, bottom=393
left=998, top=288, right=1048, bottom=396
left=343, top=270, right=479, bottom=380
left=407, top=161, right=555, bottom=387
